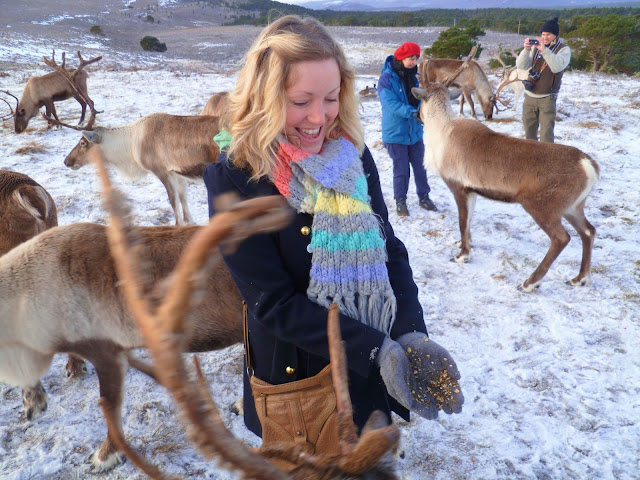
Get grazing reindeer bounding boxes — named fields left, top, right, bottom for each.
left=10, top=50, right=101, bottom=133
left=0, top=219, right=247, bottom=471
left=0, top=170, right=87, bottom=385
left=95, top=165, right=399, bottom=478
left=414, top=48, right=599, bottom=292
left=64, top=113, right=221, bottom=225
left=200, top=91, right=229, bottom=116
left=425, top=57, right=496, bottom=120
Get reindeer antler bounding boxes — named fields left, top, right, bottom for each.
left=0, top=90, right=18, bottom=120
left=41, top=49, right=102, bottom=130
left=442, top=45, right=477, bottom=88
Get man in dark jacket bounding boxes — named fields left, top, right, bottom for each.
left=379, top=42, right=437, bottom=216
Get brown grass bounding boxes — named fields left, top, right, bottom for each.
left=490, top=117, right=518, bottom=124
left=15, top=141, right=46, bottom=154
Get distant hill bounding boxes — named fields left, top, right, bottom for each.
left=290, top=0, right=640, bottom=10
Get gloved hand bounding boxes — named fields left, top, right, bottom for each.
left=411, top=110, right=424, bottom=125
left=376, top=332, right=463, bottom=420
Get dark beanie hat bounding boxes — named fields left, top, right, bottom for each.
left=540, top=17, right=560, bottom=36
left=394, top=42, right=421, bottom=61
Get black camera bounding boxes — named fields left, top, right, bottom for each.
left=528, top=69, right=541, bottom=81
left=529, top=38, right=540, bottom=45
left=522, top=68, right=541, bottom=91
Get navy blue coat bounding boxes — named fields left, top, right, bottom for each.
left=203, top=145, right=428, bottom=436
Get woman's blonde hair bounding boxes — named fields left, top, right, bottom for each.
left=223, top=15, right=364, bottom=178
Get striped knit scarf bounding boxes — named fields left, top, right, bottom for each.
left=271, top=136, right=396, bottom=334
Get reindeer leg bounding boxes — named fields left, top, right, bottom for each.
left=22, top=381, right=48, bottom=421
left=466, top=90, right=477, bottom=119
left=156, top=173, right=183, bottom=225
left=80, top=346, right=128, bottom=472
left=1, top=347, right=52, bottom=420
left=65, top=353, right=87, bottom=379
left=458, top=91, right=465, bottom=117
left=75, top=95, right=87, bottom=124
left=564, top=202, right=596, bottom=287
left=448, top=182, right=475, bottom=263
left=520, top=209, right=570, bottom=292
left=175, top=175, right=195, bottom=225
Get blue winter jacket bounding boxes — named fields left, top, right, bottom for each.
left=378, top=55, right=424, bottom=145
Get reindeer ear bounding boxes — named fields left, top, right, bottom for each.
left=411, top=87, right=425, bottom=99
left=82, top=130, right=101, bottom=143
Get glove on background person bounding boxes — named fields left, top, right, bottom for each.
left=377, top=332, right=464, bottom=420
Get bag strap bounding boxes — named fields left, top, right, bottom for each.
left=243, top=301, right=254, bottom=376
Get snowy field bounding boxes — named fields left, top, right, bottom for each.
left=1, top=29, right=640, bottom=480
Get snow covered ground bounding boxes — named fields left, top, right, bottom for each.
left=1, top=29, right=639, bottom=480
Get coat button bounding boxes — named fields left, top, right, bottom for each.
left=300, top=226, right=311, bottom=236
left=285, top=366, right=296, bottom=375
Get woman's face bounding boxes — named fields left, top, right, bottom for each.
left=284, top=58, right=341, bottom=154
left=401, top=55, right=419, bottom=69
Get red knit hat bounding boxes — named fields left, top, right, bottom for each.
left=394, top=42, right=421, bottom=60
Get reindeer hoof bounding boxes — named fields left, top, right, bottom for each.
left=518, top=282, right=540, bottom=293
left=567, top=276, right=590, bottom=287
left=229, top=396, right=244, bottom=416
left=23, top=383, right=47, bottom=421
left=452, top=254, right=468, bottom=264
left=88, top=451, right=125, bottom=472
left=65, top=356, right=88, bottom=379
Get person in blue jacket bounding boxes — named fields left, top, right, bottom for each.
left=379, top=42, right=437, bottom=217
left=203, top=15, right=463, bottom=442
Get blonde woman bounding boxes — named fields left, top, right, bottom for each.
left=203, top=15, right=463, bottom=449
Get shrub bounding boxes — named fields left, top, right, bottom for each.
left=140, top=36, right=167, bottom=52
left=90, top=25, right=104, bottom=36
left=145, top=15, right=154, bottom=23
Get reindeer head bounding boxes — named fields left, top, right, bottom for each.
left=65, top=130, right=101, bottom=169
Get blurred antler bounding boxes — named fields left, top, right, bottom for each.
left=41, top=49, right=102, bottom=130
left=93, top=144, right=399, bottom=478
left=92, top=146, right=293, bottom=480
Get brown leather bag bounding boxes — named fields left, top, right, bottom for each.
left=243, top=304, right=340, bottom=470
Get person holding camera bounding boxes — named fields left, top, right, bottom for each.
left=516, top=16, right=571, bottom=143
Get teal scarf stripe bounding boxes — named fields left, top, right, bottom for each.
left=310, top=230, right=386, bottom=252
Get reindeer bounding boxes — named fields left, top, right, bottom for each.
left=200, top=91, right=229, bottom=116
left=0, top=218, right=249, bottom=471
left=9, top=51, right=101, bottom=133
left=0, top=170, right=87, bottom=383
left=64, top=113, right=221, bottom=225
left=90, top=154, right=400, bottom=478
left=414, top=47, right=599, bottom=292
left=425, top=57, right=496, bottom=120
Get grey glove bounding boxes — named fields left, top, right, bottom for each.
left=377, top=332, right=463, bottom=420
left=411, top=110, right=424, bottom=125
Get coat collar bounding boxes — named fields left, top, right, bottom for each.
left=218, top=153, right=275, bottom=197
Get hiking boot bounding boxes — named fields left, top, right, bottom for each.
left=419, top=195, right=438, bottom=212
left=396, top=198, right=409, bottom=217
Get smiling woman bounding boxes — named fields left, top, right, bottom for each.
left=202, top=13, right=463, bottom=473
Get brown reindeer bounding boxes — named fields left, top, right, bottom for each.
left=0, top=219, right=248, bottom=471
left=0, top=170, right=87, bottom=386
left=425, top=57, right=496, bottom=120
left=200, top=91, right=229, bottom=116
left=64, top=113, right=221, bottom=225
left=93, top=157, right=399, bottom=478
left=11, top=51, right=101, bottom=133
left=414, top=48, right=599, bottom=291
